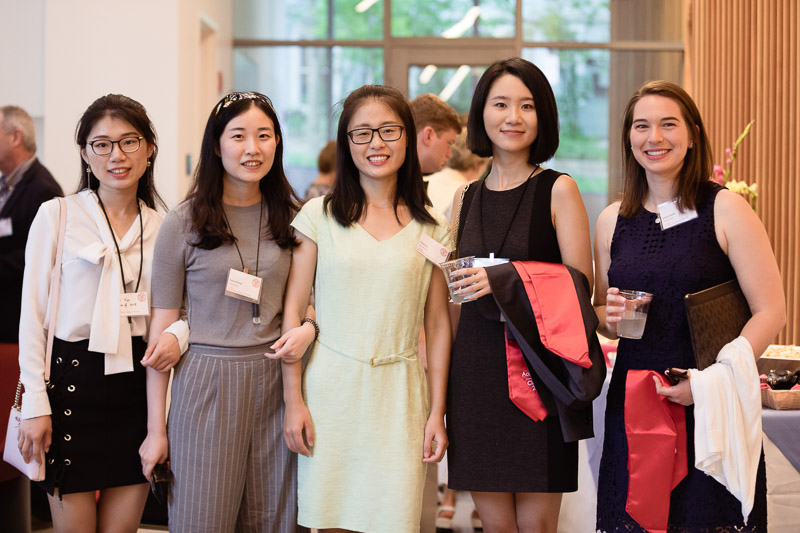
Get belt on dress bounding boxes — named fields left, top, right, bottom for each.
left=317, top=339, right=418, bottom=367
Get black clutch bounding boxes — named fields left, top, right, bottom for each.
left=149, top=462, right=173, bottom=504
left=684, top=279, right=751, bottom=370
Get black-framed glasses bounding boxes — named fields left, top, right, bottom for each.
left=87, top=137, right=143, bottom=156
left=347, top=125, right=404, bottom=145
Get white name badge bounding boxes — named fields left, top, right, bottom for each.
left=120, top=292, right=150, bottom=317
left=0, top=217, right=12, bottom=237
left=225, top=268, right=263, bottom=304
left=416, top=233, right=450, bottom=265
left=656, top=199, right=698, bottom=230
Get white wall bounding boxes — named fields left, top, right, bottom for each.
left=0, top=0, right=232, bottom=208
left=0, top=0, right=47, bottom=159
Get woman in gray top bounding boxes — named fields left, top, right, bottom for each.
left=140, top=92, right=316, bottom=532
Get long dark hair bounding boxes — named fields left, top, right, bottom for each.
left=467, top=58, right=560, bottom=164
left=187, top=92, right=300, bottom=250
left=324, top=85, right=435, bottom=227
left=75, top=94, right=165, bottom=210
left=619, top=80, right=713, bottom=218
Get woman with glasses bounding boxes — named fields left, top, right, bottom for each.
left=140, top=92, right=311, bottom=532
left=17, top=94, right=187, bottom=532
left=281, top=85, right=451, bottom=532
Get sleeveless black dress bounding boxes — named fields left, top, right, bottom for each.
left=446, top=170, right=578, bottom=492
left=596, top=182, right=767, bottom=532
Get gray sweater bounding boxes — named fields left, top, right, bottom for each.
left=151, top=200, right=291, bottom=347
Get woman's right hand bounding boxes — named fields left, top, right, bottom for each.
left=139, top=431, right=169, bottom=480
left=18, top=416, right=52, bottom=465
left=605, top=287, right=625, bottom=332
left=283, top=400, right=314, bottom=457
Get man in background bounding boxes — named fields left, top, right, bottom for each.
left=0, top=105, right=62, bottom=533
left=0, top=105, right=62, bottom=343
left=410, top=94, right=461, bottom=176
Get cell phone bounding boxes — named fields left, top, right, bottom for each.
left=664, top=368, right=689, bottom=385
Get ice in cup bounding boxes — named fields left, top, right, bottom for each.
left=616, top=290, right=653, bottom=339
left=440, top=256, right=475, bottom=304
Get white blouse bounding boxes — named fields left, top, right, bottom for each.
left=18, top=190, right=187, bottom=419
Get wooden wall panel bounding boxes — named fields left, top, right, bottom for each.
left=685, top=0, right=800, bottom=344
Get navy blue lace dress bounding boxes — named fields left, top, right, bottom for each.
left=596, top=182, right=767, bottom=532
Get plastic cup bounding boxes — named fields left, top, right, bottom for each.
left=440, top=256, right=475, bottom=304
left=616, top=290, right=653, bottom=339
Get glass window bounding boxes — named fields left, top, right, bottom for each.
left=334, top=0, right=384, bottom=39
left=233, top=0, right=384, bottom=41
left=522, top=0, right=610, bottom=42
left=523, top=48, right=610, bottom=237
left=408, top=65, right=488, bottom=114
left=234, top=46, right=384, bottom=194
left=392, top=0, right=515, bottom=38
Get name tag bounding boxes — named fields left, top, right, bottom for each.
left=416, top=233, right=450, bottom=265
left=225, top=268, right=262, bottom=304
left=657, top=199, right=698, bottom=230
left=120, top=292, right=150, bottom=317
left=0, top=217, right=12, bottom=237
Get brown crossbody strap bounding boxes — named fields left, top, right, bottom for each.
left=452, top=180, right=477, bottom=257
left=14, top=197, right=67, bottom=410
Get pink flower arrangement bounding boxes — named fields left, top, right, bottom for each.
left=711, top=120, right=758, bottom=212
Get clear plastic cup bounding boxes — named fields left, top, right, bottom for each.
left=616, top=290, right=653, bottom=339
left=440, top=256, right=475, bottom=304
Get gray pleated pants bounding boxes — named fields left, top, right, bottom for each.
left=167, top=344, right=298, bottom=533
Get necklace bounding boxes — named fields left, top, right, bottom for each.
left=222, top=197, right=264, bottom=324
left=367, top=201, right=395, bottom=209
left=479, top=166, right=538, bottom=256
left=97, top=194, right=143, bottom=325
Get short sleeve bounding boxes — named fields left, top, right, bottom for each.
left=151, top=206, right=190, bottom=309
left=291, top=196, right=325, bottom=243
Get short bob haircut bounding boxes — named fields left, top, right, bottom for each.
left=187, top=91, right=300, bottom=250
left=325, top=85, right=435, bottom=227
left=619, top=80, right=713, bottom=218
left=75, top=94, right=165, bottom=210
left=467, top=58, right=559, bottom=165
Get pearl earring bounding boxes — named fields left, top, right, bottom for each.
left=688, top=142, right=694, bottom=149
left=147, top=160, right=151, bottom=168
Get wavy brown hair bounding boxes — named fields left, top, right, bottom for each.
left=187, top=92, right=300, bottom=250
left=619, top=80, right=713, bottom=218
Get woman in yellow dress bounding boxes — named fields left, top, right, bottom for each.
left=280, top=85, right=452, bottom=532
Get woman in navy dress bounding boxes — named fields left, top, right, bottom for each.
left=593, top=80, right=785, bottom=532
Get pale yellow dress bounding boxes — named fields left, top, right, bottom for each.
left=291, top=197, right=450, bottom=533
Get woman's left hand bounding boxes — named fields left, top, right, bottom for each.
left=141, top=332, right=182, bottom=372
left=654, top=374, right=694, bottom=406
left=448, top=267, right=491, bottom=301
left=269, top=322, right=315, bottom=363
left=422, top=414, right=448, bottom=463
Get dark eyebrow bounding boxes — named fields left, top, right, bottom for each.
left=489, top=95, right=534, bottom=102
left=351, top=121, right=402, bottom=129
left=89, top=131, right=140, bottom=140
left=227, top=126, right=274, bottom=132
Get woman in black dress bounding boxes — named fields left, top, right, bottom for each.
left=446, top=58, right=593, bottom=532
left=593, top=81, right=785, bottom=532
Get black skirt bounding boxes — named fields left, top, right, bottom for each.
left=42, top=336, right=148, bottom=495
